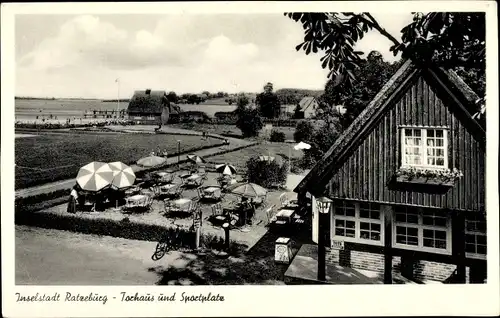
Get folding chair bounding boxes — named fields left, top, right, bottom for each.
left=198, top=166, right=207, bottom=179
left=211, top=202, right=227, bottom=225
left=279, top=193, right=289, bottom=208
left=264, top=204, right=277, bottom=225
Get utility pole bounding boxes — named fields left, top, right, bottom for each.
left=116, top=78, right=120, bottom=118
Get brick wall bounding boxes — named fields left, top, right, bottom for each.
left=326, top=248, right=461, bottom=283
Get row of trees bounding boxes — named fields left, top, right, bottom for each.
left=165, top=91, right=230, bottom=104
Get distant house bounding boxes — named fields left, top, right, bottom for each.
left=296, top=96, right=320, bottom=119
left=127, top=90, right=174, bottom=124
left=167, top=103, right=181, bottom=123
left=279, top=104, right=295, bottom=118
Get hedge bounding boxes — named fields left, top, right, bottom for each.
left=15, top=189, right=70, bottom=206
left=15, top=211, right=245, bottom=255
left=246, top=156, right=288, bottom=188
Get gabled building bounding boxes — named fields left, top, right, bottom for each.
left=295, top=96, right=320, bottom=119
left=127, top=89, right=171, bottom=124
left=294, top=59, right=486, bottom=284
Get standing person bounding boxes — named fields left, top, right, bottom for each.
left=67, top=185, right=79, bottom=213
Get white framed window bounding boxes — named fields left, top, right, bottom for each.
left=331, top=201, right=384, bottom=246
left=401, top=127, right=448, bottom=169
left=393, top=206, right=451, bottom=255
left=465, top=213, right=487, bottom=260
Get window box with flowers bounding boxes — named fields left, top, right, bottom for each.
left=395, top=167, right=464, bottom=187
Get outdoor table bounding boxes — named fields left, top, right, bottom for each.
left=160, top=183, right=178, bottom=193
left=201, top=186, right=222, bottom=200
left=169, top=198, right=193, bottom=213
left=276, top=209, right=295, bottom=224
left=184, top=174, right=204, bottom=186
left=124, top=187, right=140, bottom=196
left=126, top=194, right=148, bottom=206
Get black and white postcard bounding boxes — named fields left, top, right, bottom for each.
left=2, top=1, right=499, bottom=317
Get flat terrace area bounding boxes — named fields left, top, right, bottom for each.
left=34, top=172, right=299, bottom=251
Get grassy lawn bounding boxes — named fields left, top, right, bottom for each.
left=15, top=131, right=219, bottom=189
left=207, top=143, right=304, bottom=170
left=171, top=123, right=296, bottom=141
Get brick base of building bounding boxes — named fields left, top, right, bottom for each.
left=325, top=248, right=478, bottom=283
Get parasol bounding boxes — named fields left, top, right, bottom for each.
left=294, top=141, right=311, bottom=150
left=186, top=154, right=206, bottom=164
left=137, top=155, right=166, bottom=167
left=76, top=162, right=114, bottom=192
left=229, top=182, right=267, bottom=198
left=215, top=163, right=237, bottom=175
left=109, top=161, right=136, bottom=189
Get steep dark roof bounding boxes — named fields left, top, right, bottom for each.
left=294, top=59, right=485, bottom=195
left=127, top=90, right=168, bottom=114
left=169, top=103, right=181, bottom=115
left=299, top=96, right=318, bottom=110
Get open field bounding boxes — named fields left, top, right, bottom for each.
left=170, top=123, right=296, bottom=141
left=208, top=143, right=304, bottom=170
left=15, top=98, right=236, bottom=120
left=15, top=131, right=219, bottom=189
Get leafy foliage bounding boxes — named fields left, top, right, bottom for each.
left=293, top=104, right=303, bottom=119
left=167, top=91, right=178, bottom=103
left=256, top=82, right=281, bottom=118
left=293, top=120, right=340, bottom=168
left=293, top=120, right=316, bottom=143
left=275, top=88, right=323, bottom=105
left=285, top=12, right=486, bottom=100
left=236, top=108, right=264, bottom=138
left=236, top=94, right=250, bottom=111
left=269, top=130, right=286, bottom=142
left=246, top=156, right=288, bottom=188
left=320, top=51, right=401, bottom=129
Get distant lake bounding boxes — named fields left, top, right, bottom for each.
left=15, top=99, right=237, bottom=120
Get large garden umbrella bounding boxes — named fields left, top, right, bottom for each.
left=294, top=141, right=311, bottom=150
left=229, top=182, right=267, bottom=198
left=215, top=163, right=237, bottom=175
left=109, top=161, right=136, bottom=189
left=137, top=155, right=166, bottom=167
left=76, top=162, right=114, bottom=192
left=187, top=154, right=206, bottom=164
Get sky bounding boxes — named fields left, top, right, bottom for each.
left=15, top=13, right=414, bottom=99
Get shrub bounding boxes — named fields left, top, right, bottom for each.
left=246, top=156, right=288, bottom=188
left=293, top=120, right=315, bottom=143
left=236, top=108, right=263, bottom=138
left=269, top=130, right=286, bottom=142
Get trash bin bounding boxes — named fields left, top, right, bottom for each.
left=275, top=237, right=292, bottom=264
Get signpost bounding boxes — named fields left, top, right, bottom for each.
left=193, top=207, right=202, bottom=250
left=331, top=239, right=345, bottom=250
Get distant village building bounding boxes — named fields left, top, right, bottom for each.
left=295, top=96, right=320, bottom=119
left=127, top=90, right=176, bottom=124
left=279, top=104, right=295, bottom=118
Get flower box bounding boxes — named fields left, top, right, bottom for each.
left=395, top=167, right=463, bottom=187
left=395, top=175, right=455, bottom=186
